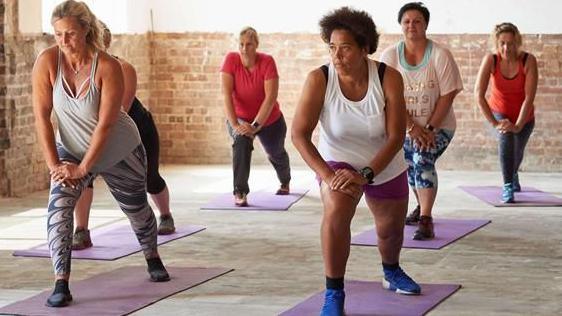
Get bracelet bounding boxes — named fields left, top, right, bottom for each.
left=425, top=124, right=435, bottom=132
left=406, top=124, right=415, bottom=133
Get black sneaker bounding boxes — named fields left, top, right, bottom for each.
left=147, top=257, right=170, bottom=282
left=45, top=279, right=72, bottom=307
left=405, top=205, right=420, bottom=225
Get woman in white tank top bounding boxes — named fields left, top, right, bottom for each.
left=292, top=7, right=421, bottom=316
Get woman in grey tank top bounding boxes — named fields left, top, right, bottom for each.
left=32, top=0, right=170, bottom=308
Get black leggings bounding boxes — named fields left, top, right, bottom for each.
left=88, top=98, right=166, bottom=194
left=129, top=98, right=166, bottom=194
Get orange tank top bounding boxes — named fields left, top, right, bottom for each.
left=489, top=53, right=534, bottom=124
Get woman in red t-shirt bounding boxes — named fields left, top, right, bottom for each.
left=475, top=22, right=538, bottom=203
left=220, top=27, right=291, bottom=206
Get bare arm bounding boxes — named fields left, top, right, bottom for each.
left=119, top=59, right=137, bottom=113
left=474, top=54, right=498, bottom=126
left=221, top=72, right=253, bottom=136
left=291, top=69, right=333, bottom=182
left=252, top=77, right=278, bottom=129
left=427, top=90, right=458, bottom=129
left=369, top=66, right=407, bottom=176
left=32, top=49, right=60, bottom=171
left=514, top=53, right=538, bottom=131
left=78, top=53, right=125, bottom=174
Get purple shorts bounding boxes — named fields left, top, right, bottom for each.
left=317, top=161, right=409, bottom=200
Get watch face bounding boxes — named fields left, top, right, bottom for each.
left=360, top=167, right=374, bottom=182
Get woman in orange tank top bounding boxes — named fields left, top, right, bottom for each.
left=474, top=22, right=538, bottom=203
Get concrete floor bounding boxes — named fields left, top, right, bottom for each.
left=0, top=165, right=561, bottom=315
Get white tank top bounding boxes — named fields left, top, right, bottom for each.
left=318, top=59, right=407, bottom=185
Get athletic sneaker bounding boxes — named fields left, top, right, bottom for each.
left=276, top=183, right=290, bottom=195
left=320, top=289, right=345, bottom=316
left=413, top=215, right=435, bottom=240
left=502, top=183, right=514, bottom=203
left=405, top=205, right=420, bottom=225
left=158, top=215, right=176, bottom=235
left=72, top=228, right=92, bottom=250
left=234, top=192, right=248, bottom=207
left=382, top=266, right=421, bottom=295
left=513, top=173, right=521, bottom=192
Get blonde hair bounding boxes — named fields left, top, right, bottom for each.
left=99, top=21, right=112, bottom=49
left=51, top=0, right=105, bottom=51
left=239, top=26, right=259, bottom=45
left=490, top=22, right=522, bottom=52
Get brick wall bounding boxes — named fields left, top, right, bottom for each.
left=139, top=32, right=562, bottom=171
left=1, top=25, right=560, bottom=196
left=0, top=0, right=6, bottom=196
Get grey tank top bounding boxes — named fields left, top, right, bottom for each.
left=53, top=49, right=141, bottom=173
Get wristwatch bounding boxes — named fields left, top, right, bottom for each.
left=251, top=121, right=260, bottom=129
left=359, top=166, right=375, bottom=184
left=425, top=124, right=435, bottom=132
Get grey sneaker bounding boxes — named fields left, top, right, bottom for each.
left=72, top=229, right=93, bottom=250
left=158, top=215, right=176, bottom=235
left=405, top=205, right=421, bottom=225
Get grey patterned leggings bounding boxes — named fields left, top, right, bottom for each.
left=48, top=144, right=158, bottom=276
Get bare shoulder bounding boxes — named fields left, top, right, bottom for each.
left=307, top=67, right=327, bottom=86
left=523, top=51, right=537, bottom=63
left=379, top=63, right=403, bottom=86
left=96, top=51, right=122, bottom=74
left=34, top=46, right=58, bottom=70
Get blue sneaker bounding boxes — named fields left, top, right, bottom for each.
left=513, top=173, right=521, bottom=192
left=383, top=267, right=421, bottom=295
left=502, top=183, right=514, bottom=203
left=319, top=289, right=345, bottom=316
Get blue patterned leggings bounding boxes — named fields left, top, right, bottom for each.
left=48, top=144, right=157, bottom=276
left=403, top=129, right=454, bottom=189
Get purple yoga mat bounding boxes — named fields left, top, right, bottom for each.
left=12, top=223, right=205, bottom=260
left=459, top=185, right=562, bottom=207
left=351, top=218, right=490, bottom=250
left=200, top=189, right=308, bottom=211
left=281, top=280, right=460, bottom=316
left=0, top=266, right=233, bottom=316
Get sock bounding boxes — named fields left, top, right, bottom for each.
left=326, top=276, right=344, bottom=290
left=382, top=262, right=400, bottom=273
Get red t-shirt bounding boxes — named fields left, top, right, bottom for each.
left=489, top=53, right=534, bottom=124
left=220, top=52, right=281, bottom=126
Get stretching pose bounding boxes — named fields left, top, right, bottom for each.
left=292, top=7, right=420, bottom=316
left=380, top=2, right=463, bottom=240
left=71, top=22, right=176, bottom=250
left=32, top=0, right=169, bottom=307
left=474, top=22, right=537, bottom=203
left=220, top=27, right=291, bottom=206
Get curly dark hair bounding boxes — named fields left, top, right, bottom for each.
left=319, top=6, right=379, bottom=54
left=398, top=2, right=430, bottom=24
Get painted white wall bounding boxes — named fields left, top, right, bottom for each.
left=19, top=0, right=43, bottom=34
left=38, top=0, right=561, bottom=34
